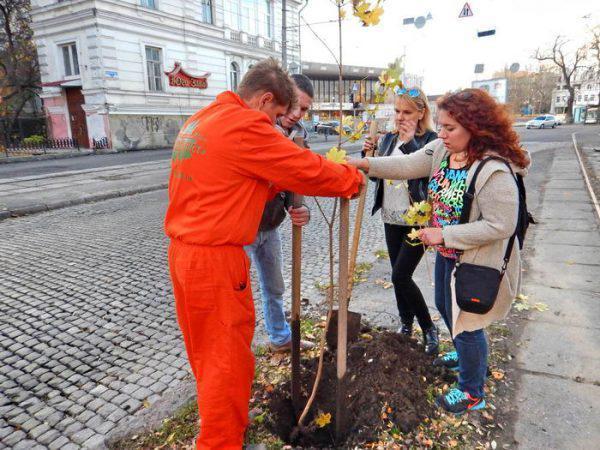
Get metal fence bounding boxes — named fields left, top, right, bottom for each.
left=92, top=137, right=110, bottom=150
left=2, top=138, right=80, bottom=157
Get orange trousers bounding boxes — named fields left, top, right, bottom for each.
left=168, top=240, right=255, bottom=449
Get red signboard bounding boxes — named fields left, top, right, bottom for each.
left=165, top=62, right=210, bottom=89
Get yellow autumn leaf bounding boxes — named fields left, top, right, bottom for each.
left=315, top=412, right=331, bottom=428
left=386, top=179, right=393, bottom=185
left=407, top=228, right=421, bottom=241
left=402, top=201, right=432, bottom=226
left=325, top=146, right=347, bottom=164
left=342, top=115, right=354, bottom=127
left=533, top=302, right=549, bottom=312
left=491, top=371, right=505, bottom=380
left=339, top=8, right=346, bottom=19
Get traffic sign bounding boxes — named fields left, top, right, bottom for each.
left=459, top=2, right=474, bottom=18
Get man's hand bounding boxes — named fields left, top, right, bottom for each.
left=418, top=227, right=444, bottom=246
left=288, top=205, right=310, bottom=227
left=350, top=171, right=367, bottom=200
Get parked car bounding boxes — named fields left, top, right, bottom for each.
left=584, top=108, right=598, bottom=125
left=526, top=115, right=557, bottom=129
left=315, top=120, right=352, bottom=135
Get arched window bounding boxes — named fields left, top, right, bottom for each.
left=230, top=62, right=240, bottom=91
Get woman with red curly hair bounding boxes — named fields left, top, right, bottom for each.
left=348, top=88, right=530, bottom=415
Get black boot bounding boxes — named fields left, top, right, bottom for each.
left=423, top=326, right=439, bottom=356
left=397, top=322, right=413, bottom=336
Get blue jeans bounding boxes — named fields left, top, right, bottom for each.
left=435, top=253, right=488, bottom=398
left=244, top=229, right=291, bottom=346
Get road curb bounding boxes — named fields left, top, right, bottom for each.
left=1, top=183, right=168, bottom=222
left=571, top=132, right=600, bottom=223
left=104, top=381, right=197, bottom=449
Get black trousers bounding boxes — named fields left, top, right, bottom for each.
left=384, top=223, right=434, bottom=331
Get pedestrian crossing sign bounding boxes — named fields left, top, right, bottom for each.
left=459, top=2, right=474, bottom=18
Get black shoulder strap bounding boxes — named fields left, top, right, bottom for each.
left=458, top=156, right=518, bottom=275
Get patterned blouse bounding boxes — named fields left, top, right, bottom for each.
left=428, top=157, right=469, bottom=259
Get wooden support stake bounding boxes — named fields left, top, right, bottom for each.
left=347, top=120, right=378, bottom=300
left=290, top=135, right=305, bottom=415
left=335, top=198, right=350, bottom=441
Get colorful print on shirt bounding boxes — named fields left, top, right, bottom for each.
left=428, top=157, right=469, bottom=259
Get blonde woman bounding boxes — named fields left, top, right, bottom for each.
left=362, top=87, right=439, bottom=355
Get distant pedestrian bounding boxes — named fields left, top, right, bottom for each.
left=362, top=87, right=439, bottom=355
left=349, top=88, right=530, bottom=415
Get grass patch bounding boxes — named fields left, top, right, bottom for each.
left=352, top=261, right=373, bottom=284
left=113, top=401, right=198, bottom=449
left=374, top=249, right=389, bottom=260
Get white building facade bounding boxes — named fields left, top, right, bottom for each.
left=551, top=68, right=600, bottom=123
left=30, top=0, right=302, bottom=150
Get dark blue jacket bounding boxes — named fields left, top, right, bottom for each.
left=367, top=130, right=438, bottom=216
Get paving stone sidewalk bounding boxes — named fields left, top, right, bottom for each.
left=0, top=183, right=396, bottom=449
left=0, top=161, right=169, bottom=221
left=512, top=133, right=600, bottom=449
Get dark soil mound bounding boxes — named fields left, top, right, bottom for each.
left=267, top=330, right=445, bottom=448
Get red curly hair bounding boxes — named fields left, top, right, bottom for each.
left=437, top=88, right=530, bottom=168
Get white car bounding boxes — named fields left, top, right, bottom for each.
left=526, top=115, right=557, bottom=129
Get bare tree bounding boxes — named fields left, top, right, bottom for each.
left=589, top=25, right=600, bottom=69
left=534, top=35, right=587, bottom=123
left=0, top=0, right=40, bottom=141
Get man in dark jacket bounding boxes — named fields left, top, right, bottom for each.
left=244, top=74, right=315, bottom=352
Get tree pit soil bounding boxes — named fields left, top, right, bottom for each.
left=266, top=330, right=447, bottom=448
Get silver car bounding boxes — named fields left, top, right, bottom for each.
left=526, top=115, right=557, bottom=129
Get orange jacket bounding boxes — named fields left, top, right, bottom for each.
left=165, top=91, right=362, bottom=246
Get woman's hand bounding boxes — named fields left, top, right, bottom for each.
left=397, top=119, right=417, bottom=143
left=418, top=227, right=444, bottom=246
left=362, top=136, right=376, bottom=156
left=346, top=157, right=370, bottom=173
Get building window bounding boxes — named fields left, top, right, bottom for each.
left=578, top=95, right=582, bottom=102
left=263, top=0, right=272, bottom=38
left=556, top=96, right=560, bottom=103
left=200, top=0, right=213, bottom=24
left=141, top=0, right=156, bottom=9
left=60, top=42, right=79, bottom=77
left=230, top=62, right=240, bottom=91
left=145, top=46, right=163, bottom=92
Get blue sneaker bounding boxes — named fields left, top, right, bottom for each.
left=435, top=388, right=486, bottom=415
left=433, top=351, right=459, bottom=371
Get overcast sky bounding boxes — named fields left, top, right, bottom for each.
left=300, top=0, right=599, bottom=94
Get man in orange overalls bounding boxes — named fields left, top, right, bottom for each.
left=165, top=58, right=364, bottom=449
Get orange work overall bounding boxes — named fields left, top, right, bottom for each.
left=165, top=91, right=362, bottom=448
left=168, top=241, right=253, bottom=449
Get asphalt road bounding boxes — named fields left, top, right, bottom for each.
left=1, top=125, right=587, bottom=180
left=0, top=134, right=360, bottom=180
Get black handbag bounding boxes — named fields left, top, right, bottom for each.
left=454, top=157, right=518, bottom=315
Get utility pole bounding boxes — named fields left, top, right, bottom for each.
left=282, top=0, right=287, bottom=68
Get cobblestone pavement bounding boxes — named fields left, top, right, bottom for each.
left=0, top=185, right=392, bottom=449
left=0, top=139, right=569, bottom=449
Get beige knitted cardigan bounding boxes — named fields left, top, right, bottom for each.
left=367, top=138, right=529, bottom=337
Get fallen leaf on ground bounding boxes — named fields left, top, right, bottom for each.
left=491, top=371, right=505, bottom=380
left=533, top=302, right=549, bottom=312
left=315, top=412, right=331, bottom=428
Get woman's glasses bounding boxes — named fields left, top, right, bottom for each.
left=394, top=87, right=421, bottom=97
